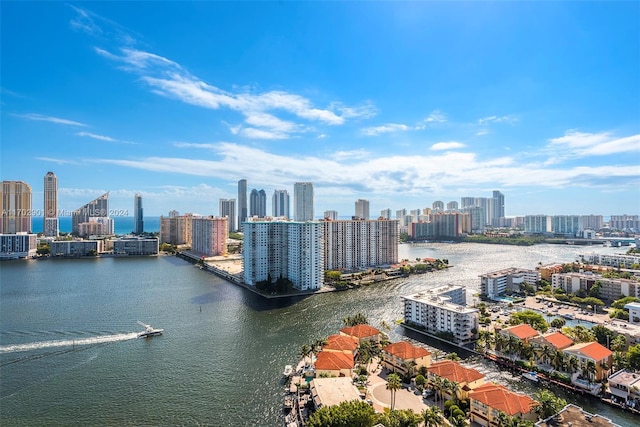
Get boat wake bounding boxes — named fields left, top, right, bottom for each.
left=0, top=332, right=139, bottom=354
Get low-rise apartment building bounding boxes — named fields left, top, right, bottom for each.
left=551, top=272, right=639, bottom=300
left=51, top=240, right=103, bottom=257
left=579, top=253, right=640, bottom=268
left=381, top=341, right=431, bottom=375
left=480, top=267, right=540, bottom=300
left=403, top=288, right=479, bottom=344
left=0, top=233, right=37, bottom=259
left=113, top=237, right=159, bottom=255
left=469, top=382, right=539, bottom=427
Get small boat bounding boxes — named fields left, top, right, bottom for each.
left=562, top=313, right=575, bottom=320
left=283, top=365, right=293, bottom=377
left=137, top=321, right=164, bottom=338
left=522, top=371, right=539, bottom=382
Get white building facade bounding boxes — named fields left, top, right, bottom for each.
left=480, top=268, right=540, bottom=300
left=0, top=233, right=37, bottom=259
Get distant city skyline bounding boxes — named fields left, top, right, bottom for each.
left=1, top=3, right=638, bottom=217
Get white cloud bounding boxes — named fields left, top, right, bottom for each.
left=13, top=113, right=87, bottom=127
left=476, top=129, right=489, bottom=136
left=76, top=131, right=137, bottom=144
left=546, top=130, right=640, bottom=161
left=361, top=123, right=411, bottom=136
left=424, top=110, right=447, bottom=123
left=430, top=142, right=466, bottom=151
left=478, top=115, right=517, bottom=125
left=36, top=157, right=80, bottom=165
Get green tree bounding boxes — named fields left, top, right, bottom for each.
left=628, top=344, right=640, bottom=370
left=343, top=312, right=368, bottom=327
left=307, top=399, right=375, bottom=427
left=325, top=270, right=342, bottom=281
left=375, top=409, right=422, bottom=427
left=509, top=310, right=549, bottom=332
left=414, top=374, right=426, bottom=390
left=300, top=344, right=311, bottom=365
left=550, top=318, right=566, bottom=329
left=534, top=389, right=567, bottom=419
left=591, top=325, right=616, bottom=347
left=386, top=373, right=402, bottom=411
left=422, top=406, right=444, bottom=427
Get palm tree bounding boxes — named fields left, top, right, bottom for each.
left=586, top=360, right=597, bottom=385
left=447, top=380, right=461, bottom=404
left=540, top=345, right=554, bottom=365
left=449, top=414, right=468, bottom=427
left=300, top=344, right=311, bottom=365
left=432, top=349, right=443, bottom=361
left=552, top=350, right=565, bottom=372
left=402, top=360, right=417, bottom=382
left=431, top=376, right=445, bottom=404
left=496, top=411, right=511, bottom=427
left=386, top=373, right=402, bottom=411
left=422, top=406, right=444, bottom=427
left=566, top=355, right=579, bottom=374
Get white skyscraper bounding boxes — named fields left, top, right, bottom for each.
left=354, top=199, right=370, bottom=220
left=324, top=210, right=338, bottom=220
left=294, top=182, right=314, bottom=221
left=44, top=172, right=58, bottom=237
left=243, top=219, right=323, bottom=291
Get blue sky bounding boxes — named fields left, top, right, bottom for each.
left=2, top=2, right=639, bottom=218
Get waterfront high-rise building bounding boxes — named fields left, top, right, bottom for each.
left=272, top=190, right=290, bottom=218
left=323, top=219, right=399, bottom=271
left=491, top=190, right=505, bottom=226
left=237, top=179, right=247, bottom=230
left=72, top=192, right=110, bottom=236
left=380, top=208, right=392, bottom=220
left=552, top=215, right=580, bottom=236
left=160, top=212, right=193, bottom=245
left=610, top=215, right=640, bottom=232
left=410, top=212, right=471, bottom=239
left=524, top=215, right=551, bottom=234
left=219, top=199, right=237, bottom=232
left=446, top=201, right=459, bottom=211
left=243, top=219, right=323, bottom=290
left=191, top=216, right=228, bottom=257
left=294, top=182, right=314, bottom=221
left=324, top=210, right=338, bottom=220
left=354, top=199, right=370, bottom=220
left=432, top=200, right=444, bottom=211
left=133, top=193, right=144, bottom=234
left=579, top=215, right=603, bottom=231
left=474, top=197, right=492, bottom=226
left=462, top=206, right=486, bottom=233
left=43, top=172, right=58, bottom=237
left=409, top=209, right=421, bottom=223
left=249, top=189, right=267, bottom=218
left=0, top=180, right=32, bottom=234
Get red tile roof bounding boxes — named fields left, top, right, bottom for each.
left=324, top=334, right=359, bottom=352
left=501, top=324, right=540, bottom=340
left=542, top=332, right=574, bottom=349
left=565, top=341, right=613, bottom=362
left=314, top=351, right=354, bottom=371
left=429, top=360, right=485, bottom=384
left=340, top=324, right=381, bottom=339
left=383, top=341, right=430, bottom=360
left=470, top=382, right=539, bottom=416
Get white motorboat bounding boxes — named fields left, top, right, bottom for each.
left=137, top=321, right=164, bottom=338
left=283, top=365, right=293, bottom=377
left=522, top=371, right=539, bottom=382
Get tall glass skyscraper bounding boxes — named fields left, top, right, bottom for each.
left=294, top=182, right=314, bottom=221
left=44, top=172, right=58, bottom=237
left=219, top=198, right=237, bottom=231
left=272, top=190, right=290, bottom=218
left=237, top=179, right=247, bottom=230
left=249, top=189, right=266, bottom=217
left=134, top=193, right=144, bottom=234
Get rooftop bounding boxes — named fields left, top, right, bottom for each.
left=339, top=324, right=381, bottom=339
left=608, top=369, right=640, bottom=387
left=314, top=351, right=354, bottom=371
left=403, top=294, right=479, bottom=314
left=323, top=334, right=359, bottom=352
left=539, top=331, right=574, bottom=349
left=383, top=341, right=430, bottom=360
left=500, top=323, right=540, bottom=340
left=310, top=377, right=362, bottom=409
left=564, top=341, right=613, bottom=362
left=535, top=404, right=620, bottom=427
left=469, top=382, right=538, bottom=416
left=429, top=360, right=485, bottom=384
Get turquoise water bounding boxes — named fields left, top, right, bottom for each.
left=0, top=244, right=635, bottom=426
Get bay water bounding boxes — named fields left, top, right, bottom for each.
left=1, top=243, right=636, bottom=426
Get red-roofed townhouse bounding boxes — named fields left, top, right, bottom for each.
left=314, top=351, right=355, bottom=377
left=499, top=324, right=540, bottom=343
left=563, top=341, right=613, bottom=383
left=322, top=334, right=359, bottom=357
left=530, top=332, right=574, bottom=364
left=426, top=360, right=485, bottom=401
left=469, top=382, right=539, bottom=426
left=339, top=324, right=381, bottom=345
left=381, top=341, right=431, bottom=375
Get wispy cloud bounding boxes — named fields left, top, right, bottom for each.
left=89, top=43, right=373, bottom=139
left=76, top=131, right=138, bottom=144
left=68, top=4, right=103, bottom=35
left=431, top=141, right=466, bottom=151
left=173, top=142, right=219, bottom=150
left=36, top=157, right=80, bottom=165
left=478, top=115, right=517, bottom=125
left=423, top=110, right=447, bottom=124
left=13, top=113, right=88, bottom=127
left=362, top=110, right=447, bottom=136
